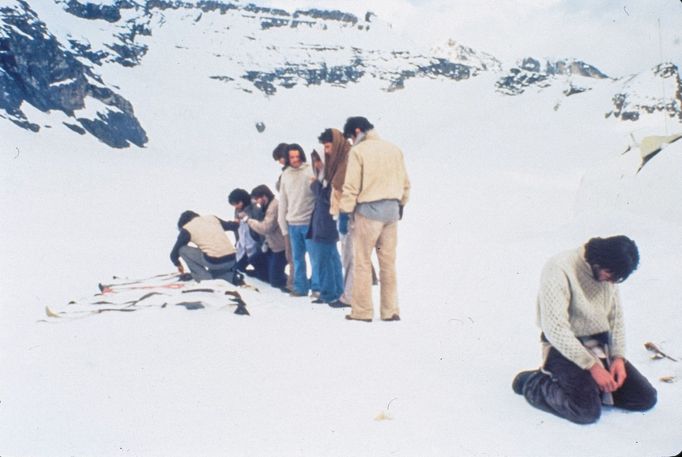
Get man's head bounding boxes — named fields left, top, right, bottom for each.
left=228, top=188, right=251, bottom=211
left=250, top=184, right=274, bottom=207
left=585, top=235, right=639, bottom=283
left=177, top=210, right=199, bottom=229
left=342, top=116, right=374, bottom=143
left=310, top=149, right=323, bottom=174
left=272, top=143, right=289, bottom=166
left=287, top=143, right=306, bottom=169
left=318, top=128, right=334, bottom=154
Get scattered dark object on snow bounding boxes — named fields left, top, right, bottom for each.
left=175, top=301, right=205, bottom=310
left=129, top=292, right=165, bottom=306
left=234, top=303, right=250, bottom=315
left=659, top=376, right=675, bottom=383
left=181, top=288, right=216, bottom=294
left=644, top=342, right=678, bottom=361
left=96, top=308, right=136, bottom=313
left=256, top=121, right=266, bottom=132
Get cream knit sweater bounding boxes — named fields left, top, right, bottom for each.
left=277, top=162, right=315, bottom=235
left=536, top=247, right=625, bottom=370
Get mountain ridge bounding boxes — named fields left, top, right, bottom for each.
left=1, top=0, right=680, bottom=148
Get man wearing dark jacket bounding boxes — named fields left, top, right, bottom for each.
left=307, top=156, right=344, bottom=304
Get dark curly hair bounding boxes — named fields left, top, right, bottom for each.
left=287, top=143, right=306, bottom=162
left=228, top=188, right=251, bottom=207
left=585, top=235, right=639, bottom=282
left=250, top=184, right=274, bottom=201
left=343, top=116, right=374, bottom=139
left=177, top=210, right=199, bottom=229
left=272, top=142, right=289, bottom=161
left=318, top=128, right=334, bottom=144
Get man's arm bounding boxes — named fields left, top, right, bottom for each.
left=169, top=229, right=191, bottom=269
left=400, top=151, right=410, bottom=207
left=608, top=288, right=627, bottom=388
left=278, top=178, right=289, bottom=236
left=218, top=217, right=239, bottom=232
left=248, top=200, right=278, bottom=236
left=608, top=288, right=626, bottom=360
left=339, top=148, right=361, bottom=214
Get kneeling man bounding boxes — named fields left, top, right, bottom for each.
left=170, top=210, right=241, bottom=285
left=513, top=235, right=657, bottom=424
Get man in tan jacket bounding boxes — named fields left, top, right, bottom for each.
left=339, top=117, right=410, bottom=322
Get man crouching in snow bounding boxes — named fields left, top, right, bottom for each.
left=170, top=210, right=242, bottom=285
left=512, top=235, right=657, bottom=424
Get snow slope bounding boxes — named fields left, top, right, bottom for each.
left=1, top=3, right=682, bottom=457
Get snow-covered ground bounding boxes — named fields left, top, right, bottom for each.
left=2, top=4, right=682, bottom=456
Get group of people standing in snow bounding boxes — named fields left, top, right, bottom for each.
left=169, top=115, right=659, bottom=426
left=170, top=116, right=410, bottom=322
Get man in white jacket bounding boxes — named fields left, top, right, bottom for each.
left=277, top=144, right=316, bottom=297
left=512, top=235, right=657, bottom=424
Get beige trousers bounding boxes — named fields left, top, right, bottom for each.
left=349, top=213, right=399, bottom=320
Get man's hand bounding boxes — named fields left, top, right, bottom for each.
left=589, top=362, right=617, bottom=392
left=610, top=357, right=627, bottom=389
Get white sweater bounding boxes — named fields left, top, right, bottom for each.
left=536, top=247, right=625, bottom=369
left=277, top=163, right=315, bottom=235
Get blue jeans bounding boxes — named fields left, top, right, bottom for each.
left=310, top=241, right=344, bottom=302
left=308, top=239, right=320, bottom=293
left=288, top=225, right=312, bottom=294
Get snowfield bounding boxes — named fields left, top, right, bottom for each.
left=1, top=2, right=682, bottom=456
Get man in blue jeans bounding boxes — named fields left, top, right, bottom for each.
left=277, top=144, right=316, bottom=297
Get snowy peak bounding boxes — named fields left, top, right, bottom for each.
left=430, top=39, right=502, bottom=74
left=2, top=0, right=682, bottom=149
left=495, top=57, right=609, bottom=96
left=607, top=62, right=682, bottom=122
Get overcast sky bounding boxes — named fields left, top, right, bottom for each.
left=259, top=0, right=682, bottom=75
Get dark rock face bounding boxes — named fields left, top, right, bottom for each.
left=62, top=0, right=127, bottom=23
left=0, top=0, right=147, bottom=147
left=606, top=63, right=682, bottom=122
left=496, top=57, right=608, bottom=95
left=2, top=0, right=680, bottom=148
left=244, top=61, right=366, bottom=95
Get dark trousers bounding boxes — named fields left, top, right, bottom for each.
left=523, top=347, right=657, bottom=424
left=236, top=252, right=269, bottom=283
left=266, top=250, right=287, bottom=288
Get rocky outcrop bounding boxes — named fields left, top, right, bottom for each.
left=496, top=57, right=608, bottom=95
left=0, top=0, right=147, bottom=147
left=606, top=63, right=682, bottom=122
